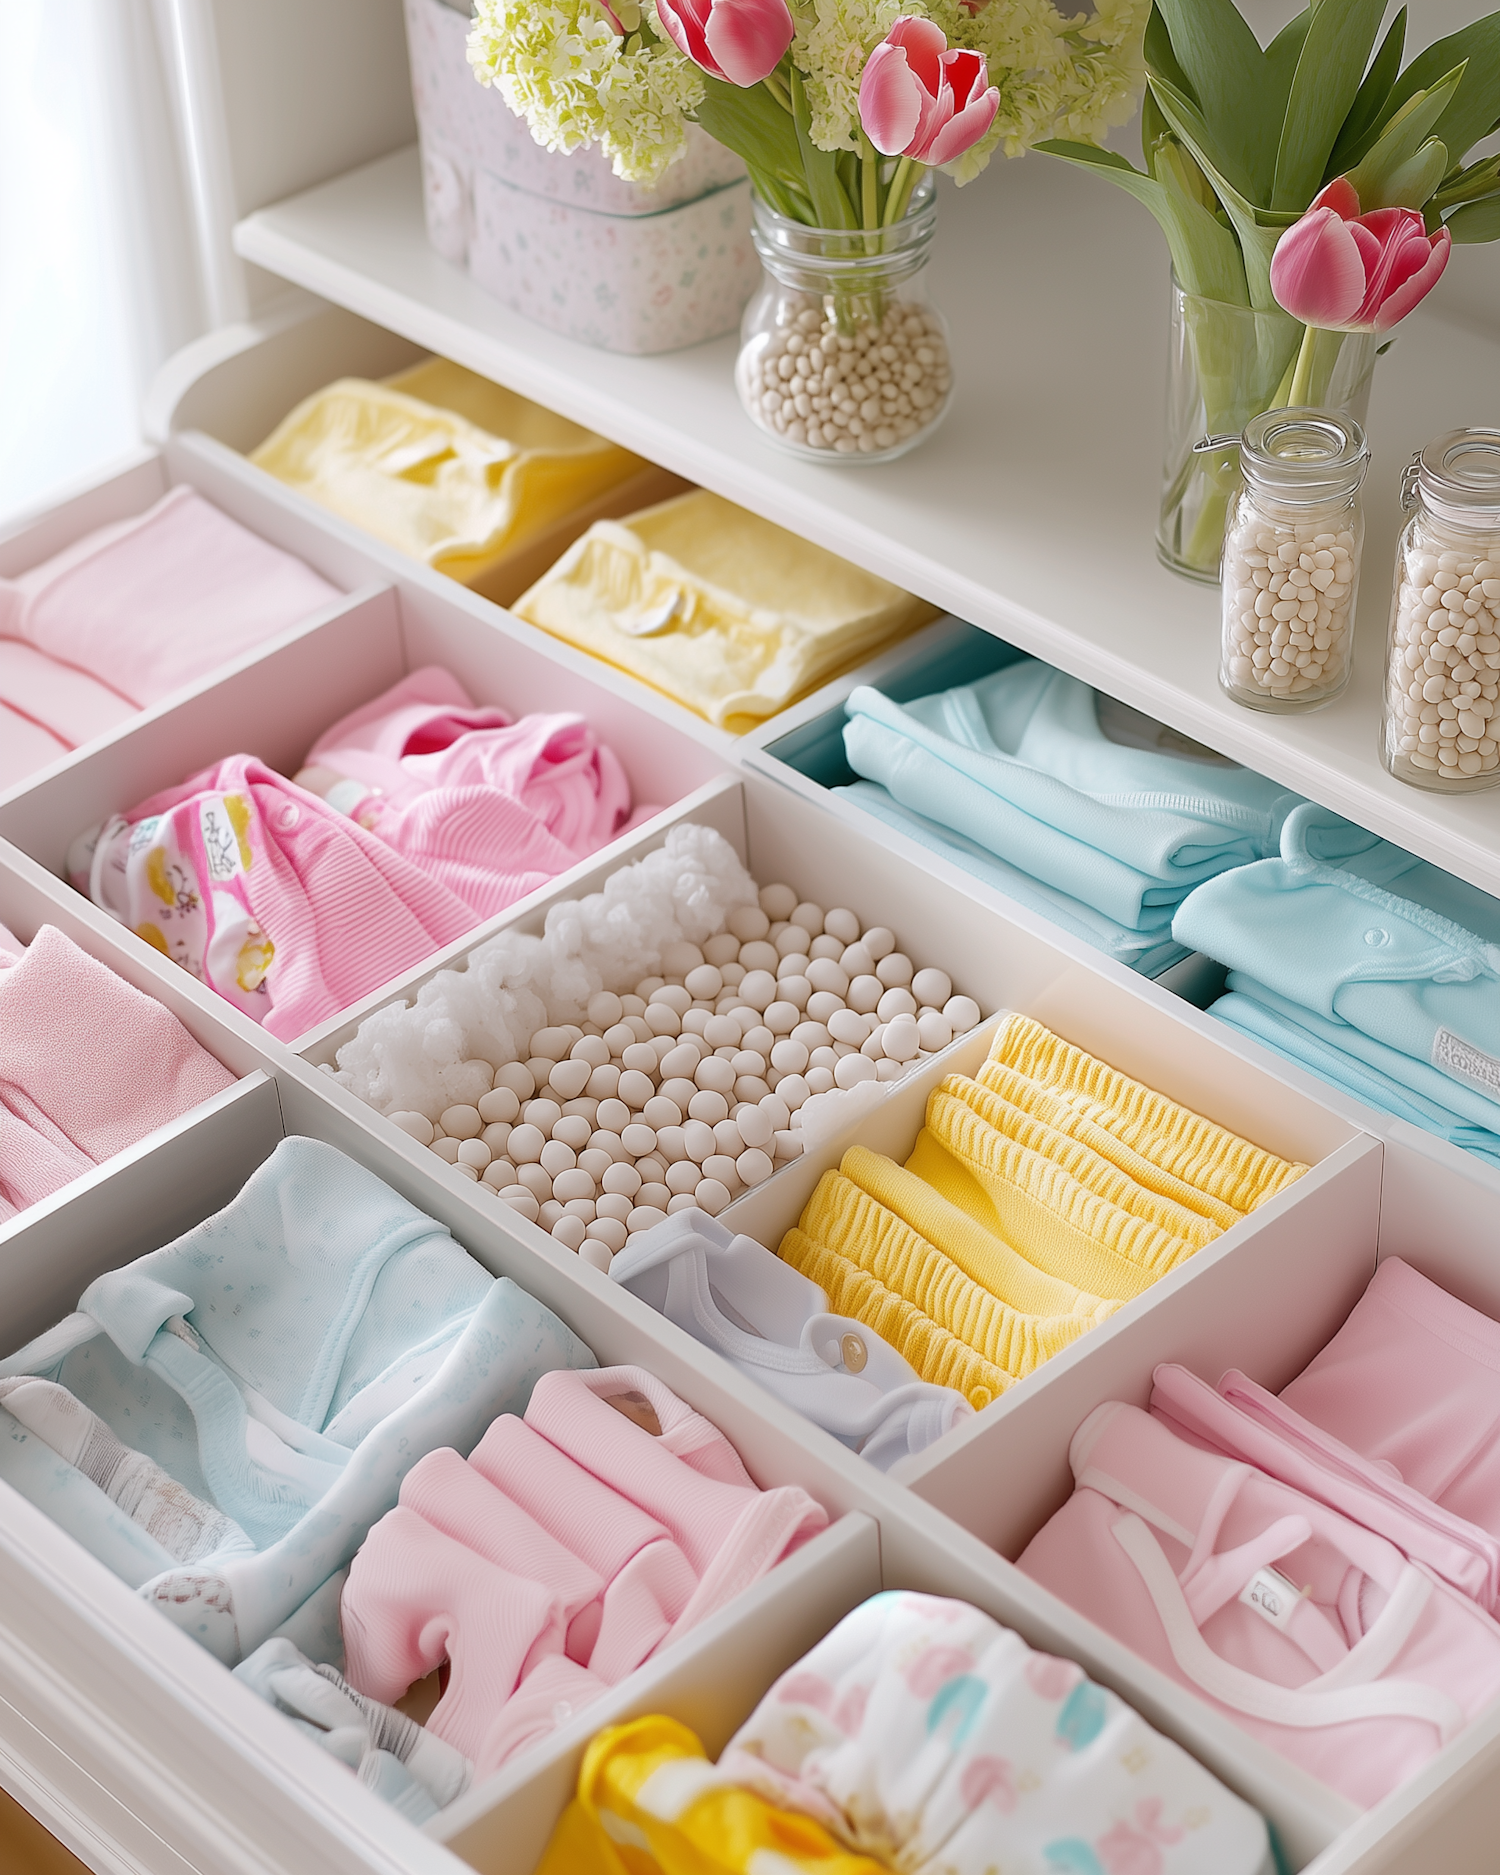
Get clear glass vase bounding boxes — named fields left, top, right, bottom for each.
left=1158, top=279, right=1378, bottom=583
left=735, top=178, right=951, bottom=464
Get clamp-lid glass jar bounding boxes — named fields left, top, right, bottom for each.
left=1219, top=408, right=1368, bottom=714
left=1382, top=427, right=1500, bottom=791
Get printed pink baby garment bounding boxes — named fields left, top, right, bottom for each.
left=1017, top=1399, right=1500, bottom=1808
left=302, top=667, right=646, bottom=919
left=0, top=485, right=341, bottom=709
left=71, top=758, right=478, bottom=1042
left=340, top=1366, right=827, bottom=1775
left=1152, top=1260, right=1500, bottom=1617
left=0, top=924, right=234, bottom=1221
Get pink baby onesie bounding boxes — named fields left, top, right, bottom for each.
left=1016, top=1399, right=1500, bottom=1808
left=0, top=924, right=234, bottom=1221
left=340, top=1366, right=827, bottom=1776
left=75, top=757, right=479, bottom=1042
left=0, top=642, right=136, bottom=789
left=1152, top=1260, right=1500, bottom=1617
left=303, top=667, right=645, bottom=919
left=0, top=485, right=341, bottom=709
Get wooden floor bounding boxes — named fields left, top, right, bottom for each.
left=0, top=1786, right=88, bottom=1874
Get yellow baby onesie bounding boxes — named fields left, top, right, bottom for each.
left=779, top=1158, right=1116, bottom=1409
left=990, top=1014, right=1307, bottom=1215
left=512, top=489, right=936, bottom=730
left=249, top=358, right=644, bottom=586
left=535, top=1715, right=889, bottom=1875
left=939, top=1072, right=1220, bottom=1252
left=908, top=1094, right=1199, bottom=1304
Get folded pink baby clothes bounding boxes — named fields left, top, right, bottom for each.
left=1016, top=1399, right=1500, bottom=1808
left=0, top=485, right=341, bottom=710
left=340, top=1366, right=827, bottom=1776
left=0, top=642, right=136, bottom=788
left=0, top=924, right=235, bottom=1221
left=1152, top=1260, right=1500, bottom=1618
left=303, top=667, right=645, bottom=920
left=73, top=757, right=479, bottom=1043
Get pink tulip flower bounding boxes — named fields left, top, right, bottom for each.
left=1269, top=176, right=1451, bottom=333
left=858, top=17, right=1000, bottom=166
left=654, top=0, right=793, bottom=87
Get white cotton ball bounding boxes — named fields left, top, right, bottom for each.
left=586, top=1216, right=629, bottom=1254
left=728, top=904, right=771, bottom=941
left=877, top=986, right=918, bottom=1022
left=839, top=942, right=875, bottom=978
left=440, top=1105, right=483, bottom=1141
left=483, top=1158, right=517, bottom=1190
left=617, top=1070, right=657, bottom=1111
left=588, top=990, right=624, bottom=1029
left=773, top=1130, right=803, bottom=1159
left=596, top=1193, right=634, bottom=1224
left=643, top=1095, right=683, bottom=1130
left=944, top=995, right=981, bottom=1033
left=823, top=908, right=860, bottom=944
left=861, top=926, right=895, bottom=960
left=702, top=1154, right=739, bottom=1190
left=683, top=1119, right=717, bottom=1162
left=666, top=1191, right=701, bottom=1215
left=688, top=1089, right=730, bottom=1125
left=875, top=1057, right=906, bottom=1081
left=389, top=1111, right=434, bottom=1146
left=684, top=964, right=724, bottom=1001
left=695, top=1055, right=737, bottom=1095
left=495, top=1062, right=536, bottom=1099
left=667, top=1160, right=702, bottom=1194
left=552, top=1166, right=597, bottom=1202
left=596, top=1098, right=632, bottom=1136
left=735, top=1103, right=774, bottom=1149
left=771, top=1038, right=809, bottom=1075
left=835, top=1054, right=878, bottom=1089
left=876, top=952, right=913, bottom=988
left=498, top=1186, right=540, bottom=1222
left=602, top=1160, right=642, bottom=1198
left=629, top=1206, right=669, bottom=1232
left=621, top=1122, right=658, bottom=1157
left=540, top=1139, right=578, bottom=1178
left=661, top=940, right=705, bottom=976
left=805, top=993, right=842, bottom=1027
left=776, top=974, right=812, bottom=1012
left=712, top=1118, right=746, bottom=1158
left=478, top=1086, right=521, bottom=1125
left=571, top=1034, right=612, bottom=1068
left=790, top=901, right=825, bottom=936
left=508, top=1124, right=546, bottom=1163
left=882, top=1014, right=920, bottom=1061
left=695, top=1178, right=733, bottom=1215
left=809, top=935, right=844, bottom=962
left=917, top=1012, right=953, bottom=1052
left=579, top=1238, right=615, bottom=1272
left=827, top=1008, right=871, bottom=1047
left=458, top=1139, right=491, bottom=1170
left=553, top=1114, right=593, bottom=1151
left=759, top=883, right=798, bottom=920
left=737, top=1147, right=774, bottom=1186
left=548, top=1059, right=592, bottom=1101
left=703, top=1014, right=743, bottom=1048
left=911, top=967, right=952, bottom=1008
left=552, top=1215, right=587, bottom=1252
left=860, top=1025, right=886, bottom=1060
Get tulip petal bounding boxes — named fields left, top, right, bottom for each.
left=1352, top=206, right=1433, bottom=325
left=1270, top=208, right=1369, bottom=327
left=1310, top=175, right=1362, bottom=221
left=887, top=16, right=948, bottom=90
left=701, top=0, right=793, bottom=85
left=941, top=47, right=988, bottom=111
left=921, top=82, right=1000, bottom=167
left=1372, top=228, right=1451, bottom=330
left=654, top=0, right=718, bottom=75
left=859, top=43, right=924, bottom=155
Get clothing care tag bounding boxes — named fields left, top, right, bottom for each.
left=1239, top=1566, right=1304, bottom=1632
left=1433, top=1027, right=1500, bottom=1102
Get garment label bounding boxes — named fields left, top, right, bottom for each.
left=1239, top=1566, right=1303, bottom=1632
left=1433, top=1027, right=1500, bottom=1101
left=199, top=797, right=245, bottom=884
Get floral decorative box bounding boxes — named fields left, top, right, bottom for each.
left=404, top=0, right=754, bottom=353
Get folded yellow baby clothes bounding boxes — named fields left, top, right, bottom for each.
left=780, top=1164, right=1113, bottom=1407
left=839, top=1145, right=1116, bottom=1323
left=990, top=1013, right=1308, bottom=1216
left=249, top=360, right=644, bottom=585
left=512, top=490, right=936, bottom=731
left=535, top=1715, right=889, bottom=1875
left=939, top=1072, right=1220, bottom=1252
left=975, top=1052, right=1245, bottom=1233
left=908, top=1096, right=1199, bottom=1304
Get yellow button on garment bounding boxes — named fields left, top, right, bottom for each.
left=779, top=1163, right=1117, bottom=1409
left=990, top=1014, right=1308, bottom=1216
left=534, top=1714, right=891, bottom=1875
left=249, top=358, right=645, bottom=587
left=513, top=489, right=937, bottom=730
left=938, top=1072, right=1220, bottom=1251
left=908, top=1096, right=1198, bottom=1304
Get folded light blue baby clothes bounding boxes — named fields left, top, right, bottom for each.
left=610, top=1209, right=972, bottom=1471
left=0, top=1136, right=595, bottom=1663
left=835, top=780, right=1191, bottom=978
left=236, top=1637, right=472, bottom=1825
left=1174, top=802, right=1500, bottom=1165
left=842, top=663, right=1300, bottom=930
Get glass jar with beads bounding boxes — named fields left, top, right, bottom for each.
left=1218, top=409, right=1368, bottom=714
left=1382, top=427, right=1500, bottom=791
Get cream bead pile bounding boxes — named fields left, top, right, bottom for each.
left=1221, top=513, right=1357, bottom=702
left=744, top=305, right=951, bottom=456
left=389, top=883, right=978, bottom=1269
left=1386, top=541, right=1500, bottom=781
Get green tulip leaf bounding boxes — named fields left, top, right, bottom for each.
left=1273, top=0, right=1388, bottom=210
left=1346, top=66, right=1466, bottom=206
left=1038, top=141, right=1250, bottom=304
left=694, top=75, right=804, bottom=190
left=1383, top=13, right=1500, bottom=170
left=1141, top=82, right=1172, bottom=165
left=1143, top=3, right=1197, bottom=104
left=1326, top=6, right=1407, bottom=175
left=788, top=67, right=858, bottom=228
left=1150, top=0, right=1279, bottom=201
left=1149, top=74, right=1284, bottom=305
left=1265, top=8, right=1313, bottom=116
left=1446, top=195, right=1500, bottom=242
left=1360, top=136, right=1449, bottom=209
left=1432, top=154, right=1500, bottom=210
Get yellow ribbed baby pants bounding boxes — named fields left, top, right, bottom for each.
left=535, top=1716, right=889, bottom=1875
left=779, top=1156, right=1116, bottom=1410
left=989, top=1014, right=1307, bottom=1214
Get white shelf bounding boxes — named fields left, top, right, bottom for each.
left=235, top=142, right=1500, bottom=897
